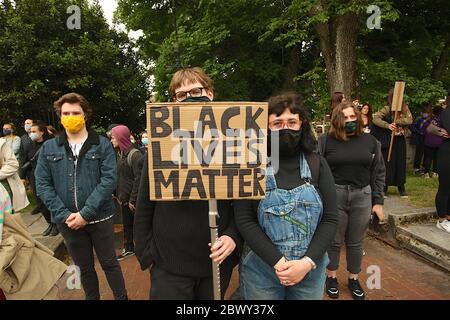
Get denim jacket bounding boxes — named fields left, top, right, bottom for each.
left=35, top=129, right=117, bottom=224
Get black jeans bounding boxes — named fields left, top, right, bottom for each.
left=149, top=264, right=233, bottom=300
left=120, top=203, right=135, bottom=252
left=29, top=172, right=51, bottom=223
left=413, top=140, right=424, bottom=169
left=436, top=146, right=450, bottom=218
left=423, top=146, right=438, bottom=174
left=57, top=218, right=128, bottom=300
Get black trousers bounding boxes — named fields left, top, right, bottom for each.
left=436, top=145, right=450, bottom=218
left=423, top=146, right=438, bottom=174
left=149, top=264, right=233, bottom=300
left=30, top=171, right=51, bottom=223
left=120, top=203, right=135, bottom=252
left=57, top=218, right=128, bottom=300
left=413, top=140, right=424, bottom=169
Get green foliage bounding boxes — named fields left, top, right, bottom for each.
left=0, top=0, right=149, bottom=133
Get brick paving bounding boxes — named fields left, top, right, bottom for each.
left=58, top=236, right=450, bottom=300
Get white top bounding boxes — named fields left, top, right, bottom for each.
left=69, top=137, right=87, bottom=165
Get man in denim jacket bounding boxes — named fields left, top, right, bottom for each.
left=35, top=93, right=127, bottom=300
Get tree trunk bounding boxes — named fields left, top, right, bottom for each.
left=315, top=12, right=360, bottom=98
left=282, top=45, right=301, bottom=90
left=432, top=40, right=450, bottom=80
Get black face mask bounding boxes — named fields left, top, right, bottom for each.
left=182, top=96, right=211, bottom=103
left=269, top=129, right=302, bottom=156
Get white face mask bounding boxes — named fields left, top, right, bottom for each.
left=30, top=132, right=40, bottom=141
left=24, top=124, right=32, bottom=133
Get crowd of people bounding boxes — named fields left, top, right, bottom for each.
left=1, top=67, right=449, bottom=300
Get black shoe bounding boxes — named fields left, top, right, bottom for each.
left=49, top=224, right=59, bottom=236
left=117, top=249, right=135, bottom=261
left=399, top=191, right=409, bottom=198
left=31, top=207, right=41, bottom=215
left=325, top=276, right=339, bottom=299
left=348, top=278, right=365, bottom=300
left=42, top=224, right=52, bottom=236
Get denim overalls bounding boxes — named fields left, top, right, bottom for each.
left=240, top=153, right=329, bottom=300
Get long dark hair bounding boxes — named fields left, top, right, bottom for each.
left=330, top=92, right=345, bottom=112
left=329, top=102, right=364, bottom=141
left=361, top=103, right=373, bottom=123
left=32, top=121, right=52, bottom=142
left=268, top=91, right=317, bottom=153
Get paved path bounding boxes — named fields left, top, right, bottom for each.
left=58, top=236, right=450, bottom=300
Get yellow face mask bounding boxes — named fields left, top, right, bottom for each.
left=61, top=115, right=85, bottom=133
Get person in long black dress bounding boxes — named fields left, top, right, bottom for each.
left=372, top=89, right=413, bottom=197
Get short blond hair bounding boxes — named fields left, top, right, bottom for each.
left=169, top=67, right=214, bottom=98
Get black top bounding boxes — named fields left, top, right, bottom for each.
left=234, top=150, right=338, bottom=266
left=134, top=155, right=242, bottom=278
left=116, top=146, right=143, bottom=204
left=441, top=108, right=450, bottom=151
left=324, top=134, right=377, bottom=188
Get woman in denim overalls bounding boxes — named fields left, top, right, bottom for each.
left=235, top=92, right=338, bottom=300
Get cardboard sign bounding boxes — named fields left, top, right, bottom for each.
left=391, top=81, right=405, bottom=112
left=146, top=102, right=268, bottom=200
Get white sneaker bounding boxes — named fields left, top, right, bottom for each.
left=436, top=220, right=450, bottom=233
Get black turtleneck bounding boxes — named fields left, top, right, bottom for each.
left=274, top=150, right=307, bottom=190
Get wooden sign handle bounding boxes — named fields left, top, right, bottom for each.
left=208, top=199, right=221, bottom=300
left=387, top=110, right=399, bottom=162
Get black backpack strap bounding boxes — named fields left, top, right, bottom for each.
left=306, top=152, right=320, bottom=188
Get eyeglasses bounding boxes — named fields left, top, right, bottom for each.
left=174, top=87, right=205, bottom=102
left=269, top=119, right=301, bottom=130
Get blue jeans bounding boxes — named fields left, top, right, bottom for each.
left=240, top=249, right=329, bottom=300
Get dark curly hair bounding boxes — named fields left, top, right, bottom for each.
left=268, top=91, right=317, bottom=153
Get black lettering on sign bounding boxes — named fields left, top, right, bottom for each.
left=203, top=169, right=221, bottom=198
left=198, top=107, right=219, bottom=137
left=179, top=140, right=188, bottom=169
left=245, top=107, right=264, bottom=137
left=247, top=139, right=262, bottom=168
left=222, top=169, right=239, bottom=198
left=238, top=169, right=252, bottom=197
left=154, top=170, right=179, bottom=199
left=182, top=170, right=207, bottom=199
left=221, top=107, right=240, bottom=135
left=222, top=140, right=241, bottom=169
left=172, top=106, right=180, bottom=132
left=191, top=140, right=219, bottom=166
left=150, top=107, right=172, bottom=138
left=253, top=167, right=265, bottom=197
left=151, top=142, right=178, bottom=169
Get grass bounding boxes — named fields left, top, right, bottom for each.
left=404, top=172, right=439, bottom=208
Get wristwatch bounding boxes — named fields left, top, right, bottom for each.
left=304, top=256, right=317, bottom=270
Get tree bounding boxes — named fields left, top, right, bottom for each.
left=0, top=0, right=149, bottom=132
left=116, top=0, right=448, bottom=119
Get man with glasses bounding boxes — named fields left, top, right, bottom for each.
left=134, top=67, right=241, bottom=300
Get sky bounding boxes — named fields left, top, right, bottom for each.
left=94, top=0, right=143, bottom=39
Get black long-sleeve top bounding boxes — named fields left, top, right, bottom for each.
left=440, top=108, right=450, bottom=153
left=134, top=154, right=242, bottom=278
left=234, top=150, right=338, bottom=267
